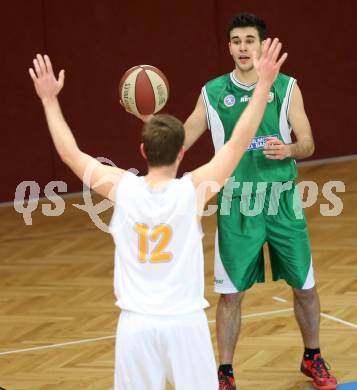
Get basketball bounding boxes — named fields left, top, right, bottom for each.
left=119, top=65, right=169, bottom=115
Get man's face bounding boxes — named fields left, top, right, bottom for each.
left=229, top=27, right=263, bottom=73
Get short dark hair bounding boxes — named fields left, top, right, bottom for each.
left=142, top=114, right=185, bottom=167
left=228, top=12, right=268, bottom=41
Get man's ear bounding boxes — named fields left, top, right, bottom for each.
left=228, top=41, right=232, bottom=56
left=140, top=143, right=147, bottom=160
left=177, top=146, right=185, bottom=162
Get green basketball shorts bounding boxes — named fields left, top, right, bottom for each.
left=214, top=181, right=315, bottom=293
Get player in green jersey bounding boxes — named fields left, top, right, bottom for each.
left=184, top=12, right=337, bottom=390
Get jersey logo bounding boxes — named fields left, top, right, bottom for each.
left=241, top=92, right=274, bottom=104
left=247, top=134, right=279, bottom=151
left=223, top=94, right=236, bottom=107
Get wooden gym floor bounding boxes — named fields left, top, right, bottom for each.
left=1, top=159, right=357, bottom=389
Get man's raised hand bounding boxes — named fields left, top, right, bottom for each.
left=29, top=54, right=65, bottom=103
left=253, top=38, right=288, bottom=86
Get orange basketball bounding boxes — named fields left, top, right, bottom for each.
left=119, top=65, right=169, bottom=115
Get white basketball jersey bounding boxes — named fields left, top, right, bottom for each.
left=109, top=172, right=209, bottom=315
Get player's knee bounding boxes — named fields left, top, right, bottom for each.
left=220, top=291, right=245, bottom=307
left=293, top=286, right=317, bottom=301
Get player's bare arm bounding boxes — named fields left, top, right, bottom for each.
left=29, top=54, right=123, bottom=202
left=263, top=83, right=314, bottom=160
left=183, top=94, right=208, bottom=150
left=192, top=38, right=288, bottom=204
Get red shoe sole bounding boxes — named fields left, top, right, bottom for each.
left=311, top=381, right=337, bottom=390
left=301, top=364, right=337, bottom=390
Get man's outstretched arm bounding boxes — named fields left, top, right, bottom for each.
left=183, top=94, right=208, bottom=150
left=29, top=54, right=123, bottom=201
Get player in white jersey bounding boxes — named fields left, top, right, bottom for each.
left=29, top=38, right=287, bottom=389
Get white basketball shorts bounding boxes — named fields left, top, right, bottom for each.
left=115, top=310, right=218, bottom=390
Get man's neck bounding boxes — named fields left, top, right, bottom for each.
left=145, top=165, right=177, bottom=186
left=233, top=68, right=258, bottom=86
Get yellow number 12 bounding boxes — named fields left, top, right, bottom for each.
left=134, top=223, right=173, bottom=263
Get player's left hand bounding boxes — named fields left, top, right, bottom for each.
left=263, top=137, right=292, bottom=160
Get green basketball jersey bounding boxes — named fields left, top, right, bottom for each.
left=202, top=72, right=297, bottom=195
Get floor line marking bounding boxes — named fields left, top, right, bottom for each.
left=0, top=336, right=115, bottom=356
left=208, top=308, right=294, bottom=324
left=2, top=309, right=356, bottom=356
left=320, top=312, right=357, bottom=329
left=273, top=296, right=288, bottom=303
left=0, top=308, right=294, bottom=356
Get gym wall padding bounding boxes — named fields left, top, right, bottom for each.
left=1, top=0, right=356, bottom=201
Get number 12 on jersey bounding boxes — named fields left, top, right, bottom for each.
left=134, top=223, right=173, bottom=263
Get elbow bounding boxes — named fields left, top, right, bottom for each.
left=60, top=153, right=74, bottom=166
left=308, top=142, right=315, bottom=157
left=299, top=138, right=315, bottom=159
left=59, top=148, right=80, bottom=166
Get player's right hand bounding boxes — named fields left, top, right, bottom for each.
left=119, top=99, right=154, bottom=123
left=253, top=38, right=288, bottom=86
left=29, top=54, right=65, bottom=103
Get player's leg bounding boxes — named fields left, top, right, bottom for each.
left=216, top=291, right=245, bottom=390
left=267, top=212, right=318, bottom=346
left=266, top=182, right=337, bottom=390
left=215, top=194, right=266, bottom=389
left=115, top=311, right=166, bottom=390
left=164, top=311, right=218, bottom=390
left=293, top=286, right=320, bottom=349
left=293, top=287, right=337, bottom=390
left=216, top=291, right=245, bottom=364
